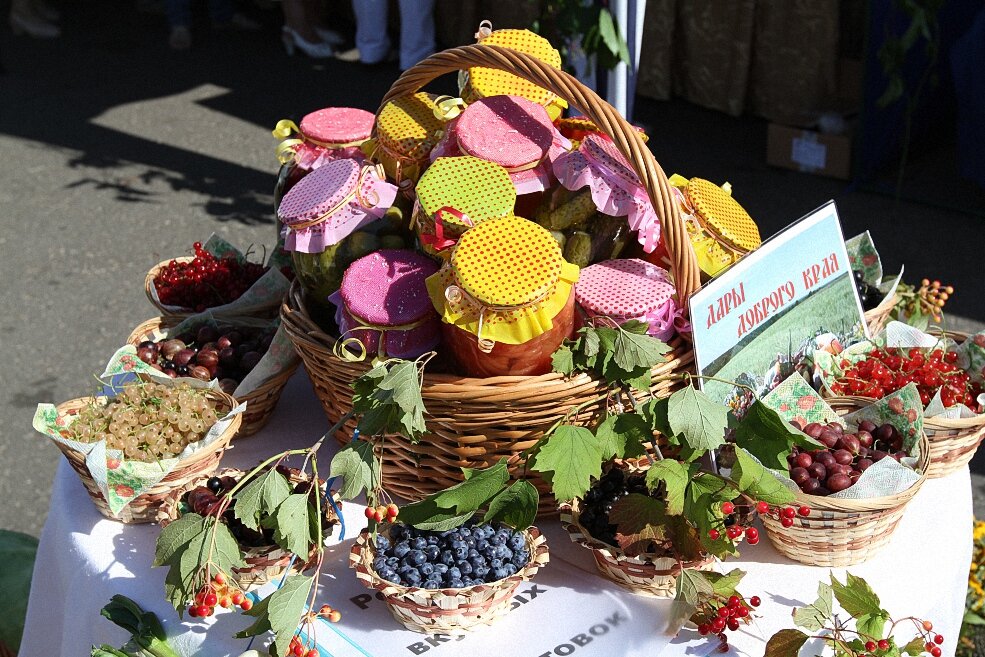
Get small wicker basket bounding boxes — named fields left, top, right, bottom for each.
left=51, top=388, right=240, bottom=524
left=761, top=398, right=931, bottom=567
left=349, top=525, right=549, bottom=634
left=156, top=467, right=341, bottom=590
left=144, top=257, right=281, bottom=320
left=126, top=316, right=298, bottom=437
left=560, top=498, right=714, bottom=597
left=864, top=292, right=898, bottom=336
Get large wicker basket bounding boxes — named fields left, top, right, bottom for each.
left=864, top=292, right=898, bottom=336
left=349, top=525, right=549, bottom=634
left=157, top=467, right=341, bottom=590
left=281, top=43, right=702, bottom=513
left=559, top=498, right=714, bottom=597
left=761, top=398, right=931, bottom=567
left=50, top=388, right=240, bottom=524
left=126, top=316, right=298, bottom=437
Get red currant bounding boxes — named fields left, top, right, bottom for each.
left=749, top=596, right=760, bottom=607
left=305, top=650, right=319, bottom=657
left=781, top=517, right=794, bottom=528
left=934, top=635, right=944, bottom=645
left=188, top=604, right=199, bottom=617
left=798, top=506, right=811, bottom=517
left=698, top=624, right=710, bottom=636
left=240, top=598, right=253, bottom=611
left=745, top=527, right=759, bottom=541
left=204, top=592, right=218, bottom=607
left=931, top=648, right=941, bottom=657
left=718, top=606, right=731, bottom=619
left=756, top=501, right=769, bottom=514
left=726, top=618, right=740, bottom=631
left=782, top=507, right=796, bottom=519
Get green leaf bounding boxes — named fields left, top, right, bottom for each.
left=644, top=460, right=695, bottom=515
left=597, top=9, right=621, bottom=59
left=639, top=397, right=675, bottom=440
left=153, top=513, right=206, bottom=567
left=212, top=520, right=246, bottom=570
left=0, top=530, right=37, bottom=654
left=234, top=469, right=292, bottom=531
left=611, top=325, right=670, bottom=372
left=674, top=569, right=714, bottom=606
left=530, top=425, right=602, bottom=501
left=667, top=386, right=728, bottom=452
left=731, top=447, right=796, bottom=506
left=685, top=475, right=738, bottom=558
left=268, top=494, right=314, bottom=557
left=764, top=629, right=810, bottom=657
left=609, top=493, right=670, bottom=556
left=902, top=637, right=929, bottom=655
left=963, top=610, right=985, bottom=626
left=236, top=575, right=313, bottom=657
left=551, top=343, right=575, bottom=375
left=352, top=360, right=428, bottom=440
left=596, top=413, right=650, bottom=460
left=329, top=440, right=379, bottom=500
left=734, top=401, right=822, bottom=469
left=857, top=612, right=890, bottom=642
left=793, top=582, right=833, bottom=632
left=626, top=372, right=652, bottom=392
left=830, top=572, right=884, bottom=618
left=164, top=545, right=205, bottom=611
left=431, top=460, right=509, bottom=513
left=704, top=569, right=745, bottom=599
left=483, top=480, right=539, bottom=530
left=396, top=498, right=476, bottom=531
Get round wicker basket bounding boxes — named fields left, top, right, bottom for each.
left=156, top=467, right=341, bottom=590
left=126, top=316, right=299, bottom=437
left=760, top=398, right=931, bottom=567
left=864, top=292, right=898, bottom=336
left=50, top=388, right=240, bottom=524
left=559, top=498, right=714, bottom=597
left=349, top=525, right=549, bottom=634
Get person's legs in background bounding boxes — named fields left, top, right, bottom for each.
left=397, top=0, right=434, bottom=70
left=208, top=0, right=260, bottom=30
left=350, top=0, right=390, bottom=64
left=164, top=0, right=192, bottom=49
left=281, top=0, right=334, bottom=57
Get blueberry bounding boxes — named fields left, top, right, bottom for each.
left=453, top=545, right=469, bottom=560
left=426, top=535, right=441, bottom=545
left=373, top=556, right=388, bottom=572
left=469, top=555, right=487, bottom=570
left=457, top=560, right=473, bottom=575
left=375, top=535, right=391, bottom=552
left=423, top=577, right=442, bottom=589
left=473, top=564, right=490, bottom=579
left=412, top=537, right=428, bottom=550
left=440, top=550, right=456, bottom=566
left=508, top=533, right=526, bottom=552
left=511, top=549, right=529, bottom=567
left=407, top=549, right=427, bottom=566
left=390, top=525, right=407, bottom=542
left=503, top=563, right=518, bottom=576
left=476, top=539, right=488, bottom=552
left=403, top=570, right=422, bottom=586
left=432, top=563, right=449, bottom=575
left=496, top=529, right=511, bottom=544
left=493, top=545, right=510, bottom=560
left=419, top=562, right=434, bottom=577
left=491, top=567, right=508, bottom=581
left=461, top=577, right=478, bottom=587
left=490, top=558, right=503, bottom=570
left=425, top=545, right=441, bottom=562
left=393, top=542, right=411, bottom=559
left=450, top=539, right=466, bottom=550
left=487, top=535, right=504, bottom=547
left=448, top=578, right=464, bottom=588
left=386, top=556, right=400, bottom=568
left=447, top=566, right=462, bottom=580
left=467, top=548, right=480, bottom=559
left=378, top=567, right=398, bottom=583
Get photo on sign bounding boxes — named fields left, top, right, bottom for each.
left=688, top=201, right=867, bottom=411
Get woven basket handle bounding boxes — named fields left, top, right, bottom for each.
left=378, top=42, right=702, bottom=305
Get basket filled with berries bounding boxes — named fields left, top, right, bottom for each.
left=157, top=466, right=341, bottom=591
left=126, top=314, right=300, bottom=436
left=146, top=235, right=292, bottom=320
left=757, top=374, right=930, bottom=566
left=34, top=378, right=243, bottom=523
left=817, top=323, right=985, bottom=478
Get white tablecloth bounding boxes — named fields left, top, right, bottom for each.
left=20, top=371, right=972, bottom=657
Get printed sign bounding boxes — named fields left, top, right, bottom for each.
left=688, top=201, right=867, bottom=408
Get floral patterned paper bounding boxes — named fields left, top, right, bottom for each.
left=845, top=231, right=903, bottom=301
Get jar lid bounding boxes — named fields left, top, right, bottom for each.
left=456, top=96, right=553, bottom=169
left=557, top=117, right=650, bottom=145
left=340, top=249, right=439, bottom=325
left=686, top=178, right=761, bottom=252
left=451, top=216, right=562, bottom=307
left=417, top=156, right=516, bottom=229
left=576, top=259, right=675, bottom=317
left=300, top=107, right=374, bottom=145
left=376, top=92, right=445, bottom=162
left=582, top=133, right=640, bottom=187
left=465, top=29, right=563, bottom=111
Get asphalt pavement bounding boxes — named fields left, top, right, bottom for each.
left=1, top=2, right=983, bottom=537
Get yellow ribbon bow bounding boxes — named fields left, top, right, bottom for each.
left=433, top=95, right=468, bottom=122
left=272, top=119, right=304, bottom=165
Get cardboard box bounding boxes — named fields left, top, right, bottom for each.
left=767, top=123, right=852, bottom=180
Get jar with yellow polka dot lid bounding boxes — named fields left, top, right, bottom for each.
left=372, top=92, right=447, bottom=187
left=425, top=215, right=580, bottom=377
left=665, top=175, right=762, bottom=278
left=413, top=156, right=516, bottom=259
left=459, top=22, right=568, bottom=122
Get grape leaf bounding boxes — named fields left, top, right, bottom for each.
left=156, top=514, right=243, bottom=611
left=857, top=612, right=890, bottom=642
left=830, top=572, right=884, bottom=618
left=639, top=397, right=675, bottom=442
left=154, top=513, right=206, bottom=567
left=267, top=494, right=314, bottom=557
left=734, top=401, right=823, bottom=469
left=234, top=469, right=292, bottom=531
left=609, top=493, right=670, bottom=556
left=793, top=582, right=833, bottom=631
left=704, top=569, right=745, bottom=599
left=530, top=425, right=602, bottom=501
left=764, top=629, right=810, bottom=657
left=626, top=372, right=652, bottom=392
left=581, top=327, right=601, bottom=360
left=397, top=497, right=476, bottom=531
left=329, top=440, right=379, bottom=500
left=431, top=460, right=509, bottom=513
left=236, top=575, right=313, bottom=657
left=164, top=547, right=204, bottom=612
left=674, top=569, right=714, bottom=607
left=595, top=413, right=650, bottom=460
left=611, top=326, right=670, bottom=372
left=644, top=460, right=696, bottom=515
left=667, top=386, right=728, bottom=452
left=483, top=480, right=539, bottom=530
left=620, top=319, right=650, bottom=335
left=551, top=344, right=575, bottom=375
left=352, top=360, right=427, bottom=440
left=731, top=447, right=796, bottom=506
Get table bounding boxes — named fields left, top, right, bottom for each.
left=20, top=371, right=972, bottom=657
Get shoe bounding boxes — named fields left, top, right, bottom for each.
left=281, top=26, right=334, bottom=58
left=9, top=10, right=60, bottom=37
left=335, top=46, right=397, bottom=65
left=215, top=12, right=260, bottom=31
left=169, top=25, right=191, bottom=50
left=315, top=26, right=344, bottom=46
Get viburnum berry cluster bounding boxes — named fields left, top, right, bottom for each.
left=696, top=593, right=762, bottom=652
left=830, top=347, right=983, bottom=410
left=707, top=501, right=810, bottom=542
left=187, top=571, right=252, bottom=618
left=154, top=242, right=269, bottom=312
left=364, top=502, right=399, bottom=523
left=285, top=605, right=342, bottom=657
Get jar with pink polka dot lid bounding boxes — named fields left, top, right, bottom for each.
left=328, top=249, right=441, bottom=360
left=575, top=259, right=686, bottom=342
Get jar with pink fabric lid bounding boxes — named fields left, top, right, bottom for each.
left=575, top=259, right=687, bottom=342
left=548, top=132, right=661, bottom=268
left=430, top=95, right=570, bottom=220
left=327, top=249, right=441, bottom=360
left=277, top=158, right=404, bottom=329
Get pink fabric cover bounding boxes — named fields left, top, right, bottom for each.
left=552, top=133, right=661, bottom=253
left=575, top=258, right=683, bottom=341
left=328, top=249, right=441, bottom=359
left=430, top=96, right=571, bottom=195
left=278, top=159, right=397, bottom=254
left=293, top=107, right=373, bottom=171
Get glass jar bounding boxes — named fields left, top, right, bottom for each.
left=373, top=92, right=446, bottom=188
left=426, top=216, right=580, bottom=378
